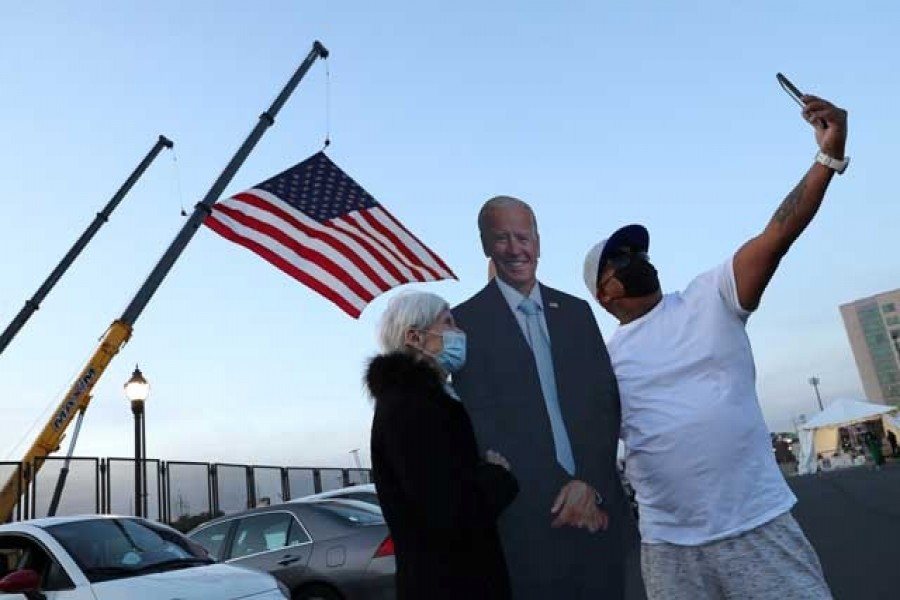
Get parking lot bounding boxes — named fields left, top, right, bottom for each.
left=791, top=463, right=900, bottom=600
left=623, top=463, right=900, bottom=600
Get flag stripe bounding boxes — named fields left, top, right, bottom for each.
left=205, top=214, right=365, bottom=317
left=226, top=191, right=396, bottom=293
left=212, top=203, right=380, bottom=302
left=328, top=216, right=422, bottom=282
left=207, top=209, right=371, bottom=311
left=234, top=190, right=411, bottom=286
left=357, top=209, right=440, bottom=280
left=201, top=152, right=455, bottom=318
left=366, top=207, right=456, bottom=279
left=377, top=204, right=457, bottom=278
left=336, top=212, right=428, bottom=282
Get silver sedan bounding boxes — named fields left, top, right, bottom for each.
left=188, top=499, right=394, bottom=600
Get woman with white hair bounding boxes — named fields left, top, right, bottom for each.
left=366, top=291, right=519, bottom=600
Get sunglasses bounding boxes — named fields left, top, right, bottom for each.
left=595, top=248, right=649, bottom=291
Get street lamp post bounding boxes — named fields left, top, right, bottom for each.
left=124, top=365, right=150, bottom=517
left=808, top=376, right=824, bottom=412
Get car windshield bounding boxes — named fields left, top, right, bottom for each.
left=314, top=501, right=384, bottom=525
left=47, top=518, right=212, bottom=583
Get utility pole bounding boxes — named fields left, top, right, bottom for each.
left=808, top=376, right=824, bottom=411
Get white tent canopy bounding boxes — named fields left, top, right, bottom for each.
left=797, top=399, right=898, bottom=474
left=800, top=399, right=894, bottom=430
left=886, top=414, right=900, bottom=430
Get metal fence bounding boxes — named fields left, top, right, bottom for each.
left=1, top=457, right=371, bottom=531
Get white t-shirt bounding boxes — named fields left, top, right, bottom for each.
left=608, top=260, right=796, bottom=546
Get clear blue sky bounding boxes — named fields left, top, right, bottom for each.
left=1, top=2, right=896, bottom=469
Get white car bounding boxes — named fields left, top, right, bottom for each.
left=0, top=515, right=288, bottom=599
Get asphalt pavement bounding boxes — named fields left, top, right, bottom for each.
left=790, top=461, right=900, bottom=600
left=623, top=462, right=900, bottom=600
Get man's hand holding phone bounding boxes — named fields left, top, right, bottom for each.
left=777, top=73, right=848, bottom=165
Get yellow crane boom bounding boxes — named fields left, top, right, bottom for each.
left=0, top=41, right=328, bottom=523
left=0, top=321, right=131, bottom=522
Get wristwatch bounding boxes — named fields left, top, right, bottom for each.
left=815, top=150, right=850, bottom=175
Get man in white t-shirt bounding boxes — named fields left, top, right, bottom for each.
left=581, top=94, right=847, bottom=598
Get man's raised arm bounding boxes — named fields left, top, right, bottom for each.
left=733, top=95, right=848, bottom=312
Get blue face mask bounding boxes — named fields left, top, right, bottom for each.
left=434, top=330, right=467, bottom=373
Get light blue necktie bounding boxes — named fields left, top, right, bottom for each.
left=518, top=298, right=576, bottom=475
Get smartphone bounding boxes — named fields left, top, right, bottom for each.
left=776, top=73, right=805, bottom=107
left=776, top=72, right=827, bottom=129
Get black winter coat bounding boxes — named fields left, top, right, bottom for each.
left=367, top=352, right=519, bottom=600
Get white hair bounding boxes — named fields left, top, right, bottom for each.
left=377, top=291, right=449, bottom=353
left=477, top=195, right=539, bottom=239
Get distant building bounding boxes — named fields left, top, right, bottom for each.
left=840, top=289, right=900, bottom=405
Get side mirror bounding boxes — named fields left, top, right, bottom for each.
left=0, top=569, right=41, bottom=593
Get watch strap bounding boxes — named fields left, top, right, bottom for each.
left=815, top=150, right=849, bottom=174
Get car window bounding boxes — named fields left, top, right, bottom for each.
left=0, top=547, right=19, bottom=579
left=314, top=501, right=384, bottom=525
left=48, top=518, right=207, bottom=583
left=189, top=520, right=233, bottom=561
left=230, top=513, right=295, bottom=559
left=0, top=534, right=74, bottom=592
left=287, top=520, right=311, bottom=546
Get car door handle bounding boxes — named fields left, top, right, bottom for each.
left=278, top=555, right=302, bottom=566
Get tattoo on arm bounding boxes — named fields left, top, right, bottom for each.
left=773, top=176, right=807, bottom=225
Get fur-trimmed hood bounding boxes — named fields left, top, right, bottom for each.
left=365, top=351, right=444, bottom=402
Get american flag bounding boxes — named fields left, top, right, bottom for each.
left=205, top=152, right=456, bottom=318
